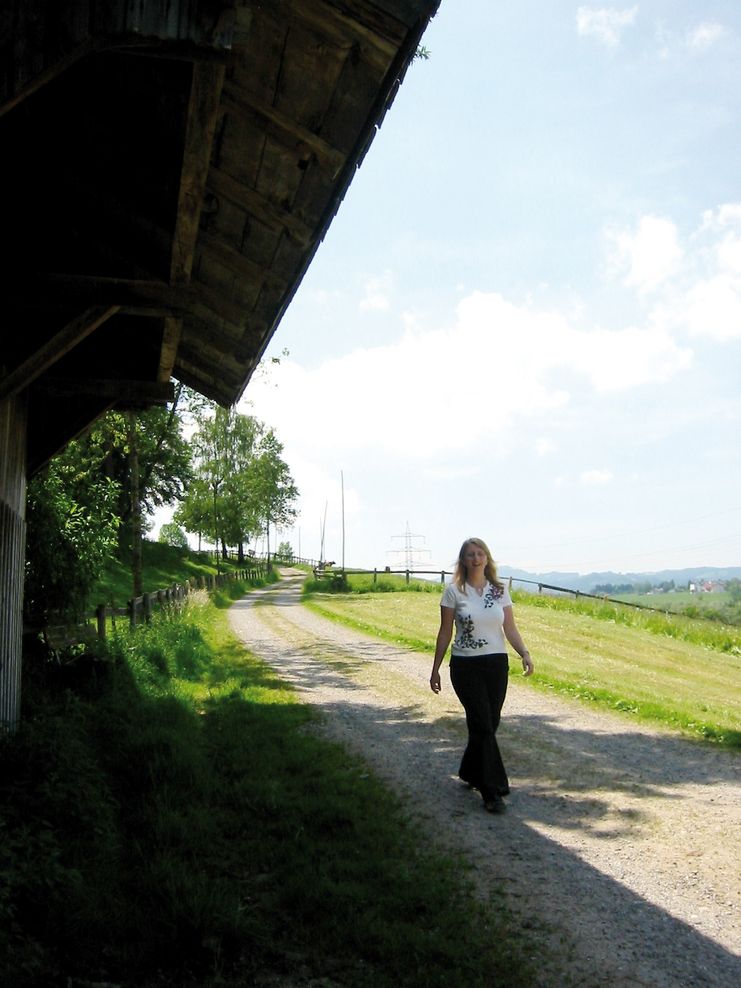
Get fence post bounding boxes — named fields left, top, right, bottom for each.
left=128, top=599, right=136, bottom=630
left=405, top=570, right=410, bottom=585
left=96, top=604, right=106, bottom=640
left=143, top=593, right=152, bottom=624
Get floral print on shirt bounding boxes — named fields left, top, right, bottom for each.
left=453, top=582, right=506, bottom=650
left=456, top=614, right=489, bottom=650
left=483, top=583, right=504, bottom=608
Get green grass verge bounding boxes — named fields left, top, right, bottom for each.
left=92, top=539, right=253, bottom=609
left=304, top=590, right=741, bottom=750
left=2, top=581, right=537, bottom=986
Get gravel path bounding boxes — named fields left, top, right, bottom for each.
left=228, top=570, right=741, bottom=987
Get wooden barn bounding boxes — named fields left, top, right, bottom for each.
left=0, top=0, right=440, bottom=730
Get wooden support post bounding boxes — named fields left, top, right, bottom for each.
left=96, top=604, right=106, bottom=640
left=0, top=395, right=27, bottom=733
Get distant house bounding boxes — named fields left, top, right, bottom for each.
left=700, top=581, right=726, bottom=593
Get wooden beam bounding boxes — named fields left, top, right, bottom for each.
left=196, top=227, right=283, bottom=290
left=170, top=61, right=227, bottom=285
left=159, top=317, right=184, bottom=384
left=222, top=79, right=346, bottom=177
left=290, top=0, right=402, bottom=57
left=10, top=275, right=194, bottom=313
left=36, top=379, right=175, bottom=404
left=207, top=165, right=312, bottom=246
left=160, top=60, right=226, bottom=384
left=0, top=36, right=104, bottom=120
left=0, top=307, right=119, bottom=402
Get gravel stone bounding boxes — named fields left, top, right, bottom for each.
left=228, top=570, right=741, bottom=988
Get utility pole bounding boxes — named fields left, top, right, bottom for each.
left=388, top=522, right=431, bottom=571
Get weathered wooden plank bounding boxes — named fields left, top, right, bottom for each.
left=9, top=275, right=193, bottom=312
left=0, top=393, right=27, bottom=733
left=292, top=0, right=403, bottom=54
left=0, top=307, right=120, bottom=402
left=159, top=317, right=183, bottom=382
left=207, top=165, right=312, bottom=246
left=195, top=227, right=282, bottom=291
left=35, top=379, right=175, bottom=403
left=222, top=78, right=346, bottom=176
left=170, top=60, right=226, bottom=285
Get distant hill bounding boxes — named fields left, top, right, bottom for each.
left=498, top=565, right=741, bottom=594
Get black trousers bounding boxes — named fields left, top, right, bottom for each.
left=449, top=653, right=509, bottom=800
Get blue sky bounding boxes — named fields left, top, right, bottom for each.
left=239, top=1, right=741, bottom=576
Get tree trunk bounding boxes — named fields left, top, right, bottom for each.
left=127, top=412, right=143, bottom=598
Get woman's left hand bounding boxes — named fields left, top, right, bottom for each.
left=521, top=653, right=534, bottom=677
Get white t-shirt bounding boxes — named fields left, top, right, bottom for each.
left=441, top=581, right=512, bottom=657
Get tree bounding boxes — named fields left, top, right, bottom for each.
left=173, top=477, right=214, bottom=552
left=185, top=406, right=263, bottom=563
left=24, top=449, right=120, bottom=629
left=180, top=408, right=298, bottom=565
left=276, top=541, right=294, bottom=562
left=727, top=578, right=741, bottom=604
left=252, top=429, right=298, bottom=562
left=158, top=522, right=189, bottom=549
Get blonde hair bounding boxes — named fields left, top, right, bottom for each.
left=453, top=537, right=504, bottom=593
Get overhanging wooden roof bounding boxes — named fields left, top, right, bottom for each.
left=0, top=0, right=440, bottom=474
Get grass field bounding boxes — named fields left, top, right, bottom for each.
left=92, top=540, right=249, bottom=608
left=4, top=574, right=537, bottom=986
left=304, top=587, right=741, bottom=749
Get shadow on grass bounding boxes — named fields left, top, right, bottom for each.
left=1, top=615, right=533, bottom=988
left=228, top=572, right=741, bottom=988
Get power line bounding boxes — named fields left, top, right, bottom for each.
left=387, top=522, right=431, bottom=570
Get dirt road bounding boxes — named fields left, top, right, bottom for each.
left=228, top=570, right=740, bottom=987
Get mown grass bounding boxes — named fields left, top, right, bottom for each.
left=93, top=539, right=251, bottom=610
left=2, top=577, right=536, bottom=986
left=304, top=586, right=741, bottom=750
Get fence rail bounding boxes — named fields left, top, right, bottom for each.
left=293, top=560, right=718, bottom=621
left=32, top=561, right=268, bottom=650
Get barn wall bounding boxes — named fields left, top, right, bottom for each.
left=0, top=394, right=27, bottom=733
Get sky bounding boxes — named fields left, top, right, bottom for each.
left=226, top=1, right=741, bottom=577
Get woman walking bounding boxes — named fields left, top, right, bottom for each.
left=430, top=537, right=534, bottom=814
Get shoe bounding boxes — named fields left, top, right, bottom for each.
left=483, top=796, right=506, bottom=814
left=459, top=776, right=480, bottom=791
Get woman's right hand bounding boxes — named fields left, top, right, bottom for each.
left=430, top=670, right=441, bottom=693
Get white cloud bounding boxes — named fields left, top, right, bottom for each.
left=569, top=323, right=692, bottom=391
left=606, top=215, right=683, bottom=293
left=699, top=202, right=741, bottom=233
left=246, top=291, right=692, bottom=460
left=580, top=469, right=613, bottom=486
left=359, top=271, right=393, bottom=311
left=683, top=276, right=741, bottom=341
left=653, top=204, right=741, bottom=341
left=687, top=22, right=725, bottom=52
left=576, top=6, right=638, bottom=47
left=535, top=437, right=557, bottom=456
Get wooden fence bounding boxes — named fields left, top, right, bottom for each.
left=300, top=561, right=707, bottom=620
left=37, top=561, right=268, bottom=650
